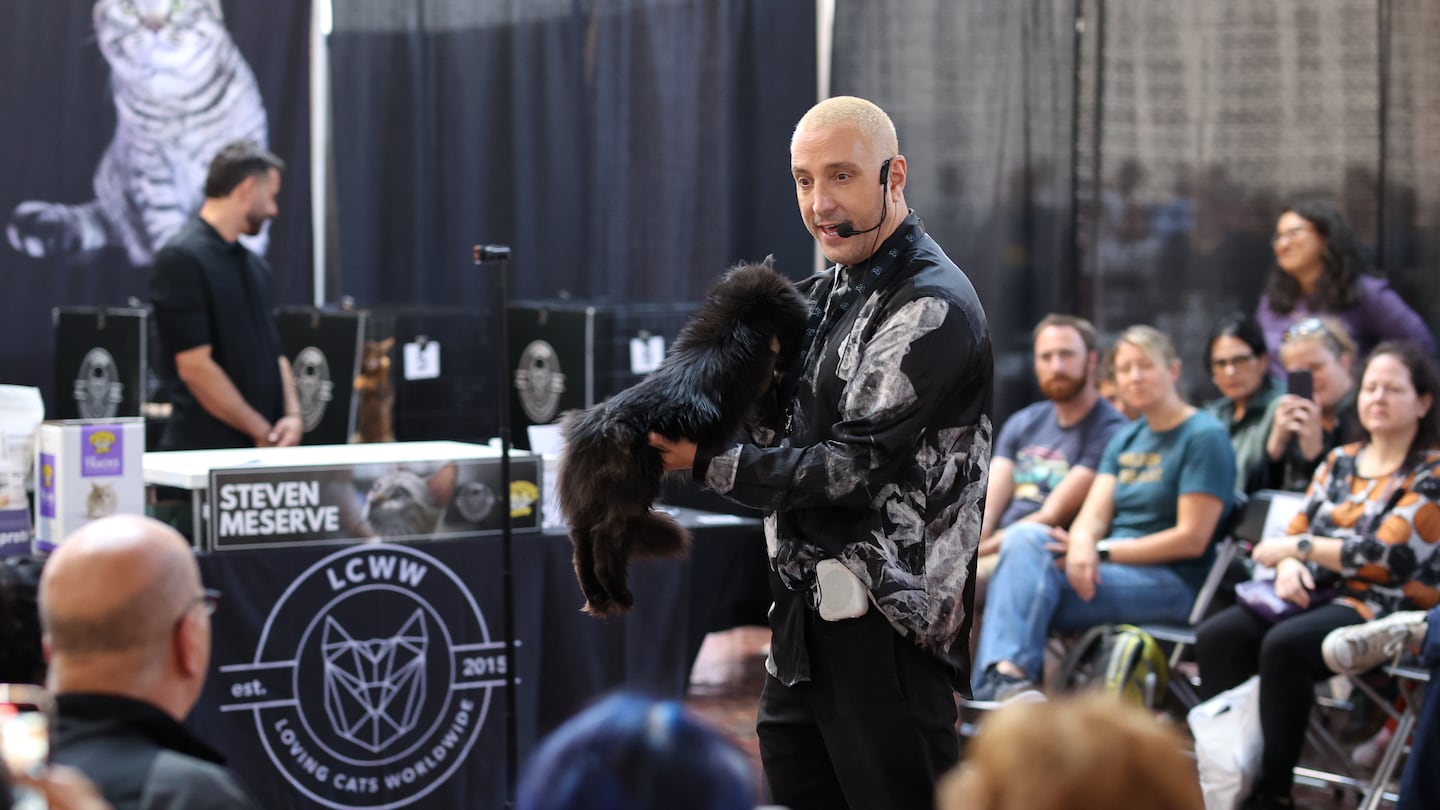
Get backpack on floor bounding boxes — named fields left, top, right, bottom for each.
left=1055, top=623, right=1168, bottom=709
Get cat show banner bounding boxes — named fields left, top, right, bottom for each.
left=195, top=538, right=526, bottom=810
left=207, top=457, right=541, bottom=551
left=1, top=0, right=313, bottom=408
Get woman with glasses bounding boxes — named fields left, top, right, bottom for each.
left=1256, top=200, right=1434, bottom=379
left=1195, top=342, right=1440, bottom=810
left=972, top=326, right=1234, bottom=701
left=1247, top=317, right=1360, bottom=493
left=1202, top=314, right=1282, bottom=493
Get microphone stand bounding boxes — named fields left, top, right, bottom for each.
left=473, top=243, right=518, bottom=806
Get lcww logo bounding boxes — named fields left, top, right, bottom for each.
left=218, top=544, right=512, bottom=809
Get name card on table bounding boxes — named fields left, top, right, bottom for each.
left=208, top=456, right=541, bottom=551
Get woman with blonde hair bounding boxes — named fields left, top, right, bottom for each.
left=1248, top=316, right=1360, bottom=493
left=938, top=693, right=1202, bottom=810
left=971, top=326, right=1235, bottom=701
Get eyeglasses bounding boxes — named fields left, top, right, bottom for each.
left=1210, top=353, right=1257, bottom=373
left=1271, top=225, right=1314, bottom=245
left=175, top=588, right=222, bottom=629
left=197, top=588, right=222, bottom=617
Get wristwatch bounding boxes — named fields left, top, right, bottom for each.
left=1095, top=540, right=1111, bottom=562
left=1295, top=534, right=1313, bottom=562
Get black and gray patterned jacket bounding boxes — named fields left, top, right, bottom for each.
left=694, top=212, right=993, bottom=685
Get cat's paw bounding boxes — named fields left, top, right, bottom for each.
left=580, top=595, right=616, bottom=617
left=7, top=201, right=90, bottom=258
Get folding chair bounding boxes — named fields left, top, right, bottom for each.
left=1137, top=490, right=1267, bottom=708
left=1348, top=662, right=1431, bottom=809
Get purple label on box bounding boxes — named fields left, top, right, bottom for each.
left=39, top=452, right=55, bottom=518
left=82, top=425, right=124, bottom=477
left=0, top=508, right=30, bottom=557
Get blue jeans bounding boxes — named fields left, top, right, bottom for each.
left=1396, top=604, right=1440, bottom=810
left=972, top=523, right=1196, bottom=689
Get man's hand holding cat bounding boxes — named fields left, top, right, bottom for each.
left=268, top=414, right=304, bottom=447
left=648, top=433, right=696, bottom=471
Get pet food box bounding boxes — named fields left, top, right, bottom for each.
left=34, top=418, right=145, bottom=552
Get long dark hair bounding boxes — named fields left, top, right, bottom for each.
left=1262, top=200, right=1370, bottom=314
left=1205, top=312, right=1268, bottom=369
left=1359, top=341, right=1440, bottom=461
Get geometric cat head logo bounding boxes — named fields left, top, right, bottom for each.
left=321, top=611, right=427, bottom=753
left=220, top=544, right=505, bottom=808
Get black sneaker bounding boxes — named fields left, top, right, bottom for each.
left=1239, top=792, right=1294, bottom=810
left=972, top=667, right=1042, bottom=703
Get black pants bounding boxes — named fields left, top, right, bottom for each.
left=1195, top=602, right=1363, bottom=799
left=757, top=608, right=960, bottom=810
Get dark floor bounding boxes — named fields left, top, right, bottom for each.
left=684, top=627, right=1393, bottom=809
left=685, top=625, right=769, bottom=782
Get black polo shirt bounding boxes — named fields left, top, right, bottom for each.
left=149, top=217, right=285, bottom=450
left=55, top=693, right=262, bottom=810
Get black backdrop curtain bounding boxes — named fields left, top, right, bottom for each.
left=1072, top=0, right=1440, bottom=399
left=832, top=0, right=1079, bottom=421
left=0, top=0, right=312, bottom=407
left=329, top=0, right=816, bottom=313
left=835, top=0, right=1439, bottom=417
left=1384, top=0, right=1440, bottom=342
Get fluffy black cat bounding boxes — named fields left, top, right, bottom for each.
left=558, top=260, right=808, bottom=616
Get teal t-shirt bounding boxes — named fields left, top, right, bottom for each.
left=1098, top=410, right=1236, bottom=590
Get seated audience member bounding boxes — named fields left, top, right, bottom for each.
left=39, top=515, right=262, bottom=810
left=1256, top=200, right=1434, bottom=379
left=515, top=693, right=755, bottom=810
left=978, top=315, right=1127, bottom=582
left=1194, top=342, right=1440, bottom=810
left=937, top=693, right=1203, bottom=810
left=1097, top=344, right=1140, bottom=421
left=1249, top=316, right=1359, bottom=493
left=972, top=326, right=1234, bottom=701
left=1202, top=313, right=1282, bottom=492
left=1324, top=605, right=1437, bottom=810
left=0, top=555, right=45, bottom=684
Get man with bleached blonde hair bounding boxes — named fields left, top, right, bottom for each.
left=651, top=95, right=993, bottom=809
left=40, top=515, right=260, bottom=810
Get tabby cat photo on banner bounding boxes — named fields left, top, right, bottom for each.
left=0, top=0, right=312, bottom=406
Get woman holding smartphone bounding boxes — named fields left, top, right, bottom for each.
left=1248, top=316, right=1359, bottom=493
left=1195, top=342, right=1440, bottom=810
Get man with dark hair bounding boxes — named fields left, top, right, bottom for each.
left=976, top=314, right=1127, bottom=585
left=41, top=515, right=261, bottom=809
left=149, top=140, right=300, bottom=451
left=650, top=96, right=991, bottom=809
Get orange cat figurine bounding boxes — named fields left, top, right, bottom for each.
left=353, top=337, right=396, bottom=443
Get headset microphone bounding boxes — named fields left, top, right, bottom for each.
left=834, top=158, right=892, bottom=239
left=835, top=220, right=878, bottom=238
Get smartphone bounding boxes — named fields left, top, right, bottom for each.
left=1, top=684, right=55, bottom=809
left=1286, top=369, right=1313, bottom=401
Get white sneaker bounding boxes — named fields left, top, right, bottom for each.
left=1352, top=724, right=1395, bottom=768
left=1322, top=612, right=1429, bottom=675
